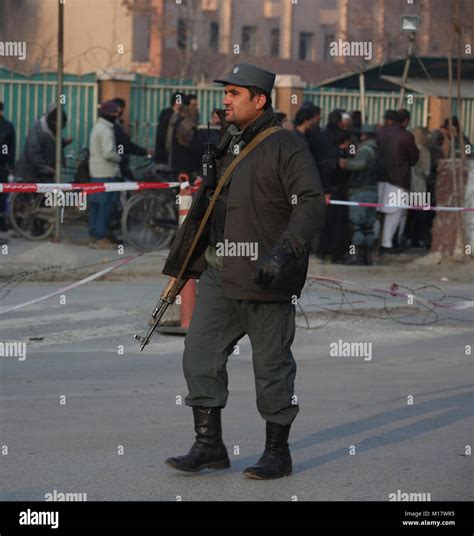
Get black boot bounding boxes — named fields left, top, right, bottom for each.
left=165, top=406, right=230, bottom=472
left=243, top=421, right=292, bottom=480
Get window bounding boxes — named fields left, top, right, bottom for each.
left=177, top=18, right=187, bottom=50
left=132, top=13, right=151, bottom=62
left=270, top=28, right=279, bottom=57
left=324, top=33, right=335, bottom=62
left=241, top=26, right=257, bottom=54
left=210, top=21, right=219, bottom=51
left=299, top=32, right=313, bottom=61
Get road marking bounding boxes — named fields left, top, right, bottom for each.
left=0, top=307, right=138, bottom=329
left=24, top=326, right=192, bottom=351
left=26, top=323, right=148, bottom=347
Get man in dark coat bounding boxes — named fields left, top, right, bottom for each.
left=293, top=105, right=318, bottom=145
left=313, top=110, right=347, bottom=259
left=154, top=91, right=185, bottom=165
left=167, top=94, right=203, bottom=173
left=16, top=104, right=70, bottom=181
left=161, top=63, right=326, bottom=480
left=112, top=98, right=148, bottom=180
left=376, top=110, right=419, bottom=252
left=0, top=102, right=15, bottom=233
left=300, top=102, right=321, bottom=161
left=314, top=110, right=344, bottom=191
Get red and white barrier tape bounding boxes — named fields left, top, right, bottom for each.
left=0, top=181, right=199, bottom=194
left=0, top=181, right=472, bottom=211
left=326, top=199, right=474, bottom=212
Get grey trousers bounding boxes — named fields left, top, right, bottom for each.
left=183, top=264, right=299, bottom=425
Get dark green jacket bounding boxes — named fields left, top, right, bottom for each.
left=162, top=108, right=326, bottom=301
left=346, top=138, right=378, bottom=193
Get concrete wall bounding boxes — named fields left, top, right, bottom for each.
left=161, top=0, right=337, bottom=62
left=9, top=0, right=133, bottom=74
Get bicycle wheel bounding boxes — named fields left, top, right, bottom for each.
left=8, top=192, right=55, bottom=240
left=121, top=191, right=178, bottom=252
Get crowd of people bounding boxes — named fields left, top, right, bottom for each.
left=121, top=97, right=470, bottom=261
left=279, top=103, right=471, bottom=264
left=0, top=98, right=150, bottom=249
left=0, top=94, right=471, bottom=256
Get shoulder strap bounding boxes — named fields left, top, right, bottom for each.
left=171, top=125, right=282, bottom=291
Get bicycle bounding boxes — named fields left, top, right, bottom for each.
left=120, top=161, right=184, bottom=252
left=8, top=151, right=86, bottom=241
left=8, top=152, right=198, bottom=251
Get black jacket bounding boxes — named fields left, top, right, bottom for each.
left=0, top=117, right=15, bottom=171
left=314, top=126, right=345, bottom=192
left=114, top=121, right=147, bottom=179
left=154, top=107, right=173, bottom=164
left=169, top=115, right=203, bottom=173
left=293, top=129, right=308, bottom=144
left=376, top=124, right=419, bottom=190
left=16, top=116, right=64, bottom=180
left=162, top=107, right=327, bottom=301
left=305, top=123, right=320, bottom=162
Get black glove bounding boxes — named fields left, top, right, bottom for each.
left=252, top=239, right=295, bottom=291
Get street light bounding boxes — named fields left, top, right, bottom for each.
left=54, top=0, right=65, bottom=242
left=400, top=15, right=420, bottom=32
left=398, top=15, right=420, bottom=107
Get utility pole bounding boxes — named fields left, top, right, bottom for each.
left=398, top=31, right=415, bottom=108
left=54, top=0, right=65, bottom=242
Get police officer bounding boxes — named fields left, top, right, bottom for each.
left=340, top=124, right=379, bottom=265
left=162, top=64, right=326, bottom=479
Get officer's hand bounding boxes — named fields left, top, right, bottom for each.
left=252, top=239, right=294, bottom=291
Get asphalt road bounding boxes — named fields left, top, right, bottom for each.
left=0, top=279, right=472, bottom=501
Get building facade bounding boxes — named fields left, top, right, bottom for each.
left=0, top=0, right=471, bottom=83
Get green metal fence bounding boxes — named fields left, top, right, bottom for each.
left=2, top=67, right=471, bottom=166
left=0, top=68, right=98, bottom=159
left=303, top=86, right=474, bottom=142
left=129, top=74, right=224, bottom=150
left=457, top=98, right=474, bottom=145
left=303, top=86, right=428, bottom=127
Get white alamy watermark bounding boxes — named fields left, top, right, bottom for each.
left=45, top=490, right=87, bottom=502
left=0, top=41, right=27, bottom=61
left=19, top=509, right=58, bottom=530
left=389, top=489, right=432, bottom=501
left=388, top=190, right=431, bottom=209
left=215, top=239, right=259, bottom=261
left=0, top=341, right=26, bottom=361
left=44, top=191, right=87, bottom=211
left=329, top=39, right=372, bottom=61
left=329, top=339, right=372, bottom=361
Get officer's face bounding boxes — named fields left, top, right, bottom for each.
left=223, top=85, right=265, bottom=129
